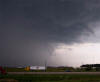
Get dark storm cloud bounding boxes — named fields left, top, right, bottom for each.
left=0, top=0, right=100, bottom=66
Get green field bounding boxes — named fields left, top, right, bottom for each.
left=1, top=74, right=100, bottom=82
left=3, top=67, right=81, bottom=72
left=1, top=67, right=100, bottom=82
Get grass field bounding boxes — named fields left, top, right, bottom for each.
left=4, top=67, right=99, bottom=72
left=3, top=67, right=79, bottom=72
left=1, top=74, right=100, bottom=82
left=2, top=67, right=100, bottom=82
left=4, top=67, right=69, bottom=72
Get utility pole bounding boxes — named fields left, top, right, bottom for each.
left=45, top=60, right=47, bottom=72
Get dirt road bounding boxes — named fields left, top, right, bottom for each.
left=7, top=72, right=100, bottom=75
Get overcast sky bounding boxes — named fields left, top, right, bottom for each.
left=1, top=0, right=100, bottom=67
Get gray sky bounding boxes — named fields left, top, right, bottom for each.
left=1, top=0, right=100, bottom=67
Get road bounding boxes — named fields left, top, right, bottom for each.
left=7, top=72, right=100, bottom=75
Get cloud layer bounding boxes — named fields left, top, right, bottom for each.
left=1, top=0, right=100, bottom=66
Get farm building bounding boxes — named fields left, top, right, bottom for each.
left=30, top=66, right=46, bottom=70
left=25, top=66, right=46, bottom=71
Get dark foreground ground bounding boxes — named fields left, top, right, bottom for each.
left=1, top=72, right=100, bottom=82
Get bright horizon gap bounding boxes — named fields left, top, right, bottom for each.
left=50, top=43, right=100, bottom=67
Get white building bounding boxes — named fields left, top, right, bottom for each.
left=30, top=66, right=46, bottom=70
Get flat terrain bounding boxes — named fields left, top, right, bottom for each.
left=3, top=67, right=100, bottom=82
left=1, top=74, right=100, bottom=82
left=8, top=72, right=100, bottom=75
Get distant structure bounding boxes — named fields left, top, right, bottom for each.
left=25, top=66, right=46, bottom=71
left=81, top=64, right=100, bottom=68
left=30, top=66, right=46, bottom=70
left=81, top=64, right=100, bottom=71
left=25, top=66, right=30, bottom=71
left=25, top=60, right=47, bottom=71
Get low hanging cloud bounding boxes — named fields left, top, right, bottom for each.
left=0, top=0, right=100, bottom=66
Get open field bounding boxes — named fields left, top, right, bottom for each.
left=2, top=67, right=100, bottom=81
left=4, top=67, right=98, bottom=72
left=1, top=74, right=100, bottom=82
left=4, top=67, right=75, bottom=72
